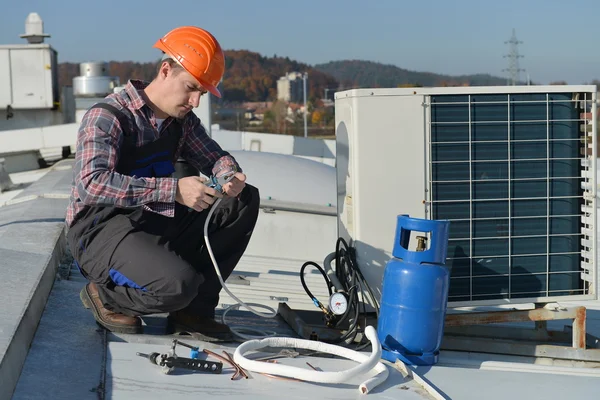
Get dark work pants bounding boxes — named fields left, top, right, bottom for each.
left=78, top=184, right=260, bottom=317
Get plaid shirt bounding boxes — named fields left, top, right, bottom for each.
left=65, top=79, right=239, bottom=228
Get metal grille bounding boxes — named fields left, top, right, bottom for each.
left=427, top=91, right=596, bottom=304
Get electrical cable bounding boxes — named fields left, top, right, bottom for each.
left=204, top=197, right=278, bottom=340
left=337, top=238, right=380, bottom=315
left=203, top=192, right=380, bottom=347
left=205, top=196, right=389, bottom=392
left=338, top=239, right=381, bottom=351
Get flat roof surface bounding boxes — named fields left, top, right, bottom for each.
left=2, top=159, right=600, bottom=400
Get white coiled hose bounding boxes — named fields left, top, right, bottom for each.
left=233, top=325, right=389, bottom=394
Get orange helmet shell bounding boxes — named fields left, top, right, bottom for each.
left=154, top=26, right=225, bottom=98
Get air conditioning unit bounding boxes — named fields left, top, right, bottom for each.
left=335, top=86, right=597, bottom=307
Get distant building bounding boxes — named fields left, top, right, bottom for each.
left=277, top=72, right=304, bottom=103
left=243, top=101, right=272, bottom=126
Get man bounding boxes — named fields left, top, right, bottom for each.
left=65, top=26, right=260, bottom=342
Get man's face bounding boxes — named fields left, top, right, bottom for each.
left=162, top=65, right=208, bottom=119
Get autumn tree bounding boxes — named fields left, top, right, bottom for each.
left=58, top=52, right=339, bottom=104
left=322, top=107, right=335, bottom=126
left=312, top=110, right=323, bottom=126
left=263, top=100, right=289, bottom=134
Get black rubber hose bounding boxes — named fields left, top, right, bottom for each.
left=300, top=261, right=333, bottom=305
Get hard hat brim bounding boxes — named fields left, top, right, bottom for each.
left=197, top=78, right=222, bottom=98
left=154, top=40, right=222, bottom=98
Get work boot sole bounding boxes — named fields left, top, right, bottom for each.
left=168, top=320, right=234, bottom=343
left=80, top=285, right=142, bottom=335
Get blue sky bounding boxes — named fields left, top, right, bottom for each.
left=1, top=0, right=598, bottom=84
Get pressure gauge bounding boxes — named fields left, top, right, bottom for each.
left=328, top=292, right=349, bottom=316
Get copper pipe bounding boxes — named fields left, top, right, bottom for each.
left=222, top=350, right=249, bottom=379
left=203, top=349, right=246, bottom=380
left=306, top=362, right=319, bottom=371
left=258, top=361, right=301, bottom=382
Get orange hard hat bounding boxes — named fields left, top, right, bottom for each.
left=153, top=26, right=225, bottom=98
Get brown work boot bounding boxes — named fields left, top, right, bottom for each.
left=80, top=282, right=142, bottom=334
left=167, top=310, right=234, bottom=342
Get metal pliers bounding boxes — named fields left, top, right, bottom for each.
left=207, top=168, right=237, bottom=193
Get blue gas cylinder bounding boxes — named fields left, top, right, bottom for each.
left=377, top=214, right=450, bottom=366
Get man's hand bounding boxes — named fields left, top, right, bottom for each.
left=222, top=172, right=246, bottom=198
left=175, top=176, right=223, bottom=211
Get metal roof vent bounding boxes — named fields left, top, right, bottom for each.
left=19, top=12, right=50, bottom=44
left=73, top=62, right=120, bottom=97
